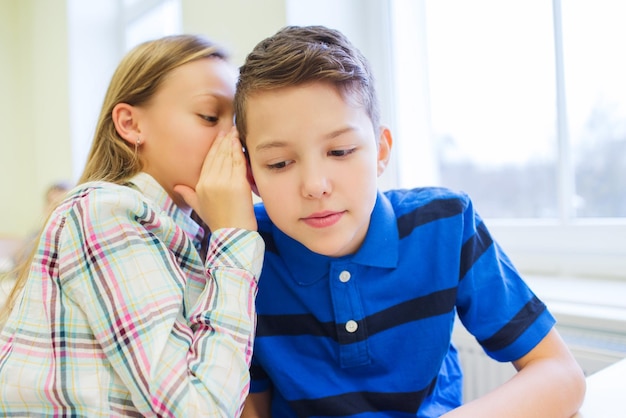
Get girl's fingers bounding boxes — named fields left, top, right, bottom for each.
left=190, top=126, right=256, bottom=231
left=199, top=128, right=231, bottom=179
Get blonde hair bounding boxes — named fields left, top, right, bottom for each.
left=1, top=35, right=227, bottom=326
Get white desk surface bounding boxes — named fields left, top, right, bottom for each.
left=574, top=357, right=626, bottom=418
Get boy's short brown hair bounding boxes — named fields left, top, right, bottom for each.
left=234, top=25, right=380, bottom=146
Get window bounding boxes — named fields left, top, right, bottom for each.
left=123, top=0, right=181, bottom=52
left=389, top=0, right=626, bottom=279
left=562, top=1, right=626, bottom=218
left=401, top=0, right=558, bottom=218
left=68, top=0, right=181, bottom=177
left=392, top=0, right=626, bottom=220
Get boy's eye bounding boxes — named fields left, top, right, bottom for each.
left=329, top=148, right=356, bottom=157
left=267, top=160, right=291, bottom=170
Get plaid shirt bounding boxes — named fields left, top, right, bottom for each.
left=0, top=173, right=264, bottom=417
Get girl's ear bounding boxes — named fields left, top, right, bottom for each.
left=111, top=103, right=141, bottom=146
left=376, top=126, right=393, bottom=176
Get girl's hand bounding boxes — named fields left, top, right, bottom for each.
left=174, top=127, right=257, bottom=232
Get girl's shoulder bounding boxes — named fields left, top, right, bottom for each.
left=59, top=181, right=145, bottom=214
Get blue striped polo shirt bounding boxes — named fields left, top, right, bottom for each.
left=250, top=187, right=555, bottom=417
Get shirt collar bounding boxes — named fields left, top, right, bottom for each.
left=127, top=172, right=205, bottom=245
left=273, top=191, right=399, bottom=286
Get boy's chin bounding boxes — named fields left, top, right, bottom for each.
left=302, top=239, right=358, bottom=258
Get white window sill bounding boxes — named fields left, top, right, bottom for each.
left=525, top=275, right=626, bottom=333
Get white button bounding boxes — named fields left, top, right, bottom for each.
left=345, top=320, right=358, bottom=333
left=339, top=271, right=351, bottom=282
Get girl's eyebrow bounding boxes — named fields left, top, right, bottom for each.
left=193, top=92, right=230, bottom=101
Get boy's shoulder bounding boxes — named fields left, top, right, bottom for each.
left=382, top=186, right=471, bottom=214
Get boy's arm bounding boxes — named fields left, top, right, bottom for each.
left=241, top=391, right=272, bottom=418
left=443, top=328, right=586, bottom=418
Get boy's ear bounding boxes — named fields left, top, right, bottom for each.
left=376, top=126, right=393, bottom=176
left=246, top=159, right=260, bottom=196
left=111, top=102, right=141, bottom=145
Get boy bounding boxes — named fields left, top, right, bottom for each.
left=235, top=25, right=585, bottom=417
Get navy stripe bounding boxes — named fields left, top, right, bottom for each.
left=256, top=313, right=333, bottom=338
left=458, top=221, right=492, bottom=281
left=250, top=363, right=269, bottom=381
left=260, top=230, right=277, bottom=254
left=289, top=377, right=437, bottom=417
left=397, top=198, right=464, bottom=239
left=479, top=296, right=547, bottom=352
left=366, top=288, right=457, bottom=335
left=256, top=288, right=457, bottom=342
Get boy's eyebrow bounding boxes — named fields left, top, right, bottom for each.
left=326, top=126, right=354, bottom=139
left=255, top=140, right=287, bottom=152
left=255, top=127, right=356, bottom=152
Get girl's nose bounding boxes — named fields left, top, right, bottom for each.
left=220, top=116, right=235, bottom=132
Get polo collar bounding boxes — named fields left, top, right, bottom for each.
left=273, top=191, right=399, bottom=286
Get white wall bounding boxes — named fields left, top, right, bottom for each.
left=181, top=0, right=287, bottom=68
left=0, top=2, right=22, bottom=236
left=0, top=0, right=72, bottom=237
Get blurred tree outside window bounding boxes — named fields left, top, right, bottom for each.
left=393, top=0, right=625, bottom=220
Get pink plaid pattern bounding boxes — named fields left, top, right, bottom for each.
left=0, top=173, right=264, bottom=417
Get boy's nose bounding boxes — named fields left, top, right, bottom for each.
left=301, top=167, right=331, bottom=199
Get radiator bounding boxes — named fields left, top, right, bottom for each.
left=452, top=317, right=626, bottom=402
left=452, top=323, right=516, bottom=402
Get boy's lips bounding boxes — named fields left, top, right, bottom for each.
left=301, top=210, right=344, bottom=228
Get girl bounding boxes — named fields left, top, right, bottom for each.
left=0, top=34, right=263, bottom=417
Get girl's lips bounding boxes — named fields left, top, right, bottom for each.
left=301, top=211, right=344, bottom=228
